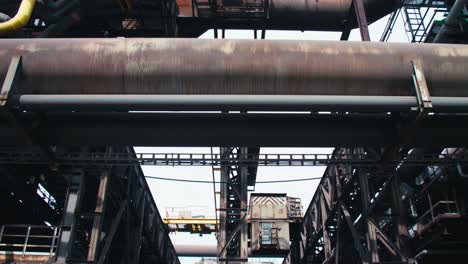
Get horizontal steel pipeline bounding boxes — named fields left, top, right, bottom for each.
left=1, top=39, right=468, bottom=97
left=15, top=95, right=468, bottom=112
left=194, top=0, right=397, bottom=31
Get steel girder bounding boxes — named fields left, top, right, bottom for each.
left=283, top=147, right=468, bottom=264
left=1, top=112, right=468, bottom=147
left=48, top=147, right=180, bottom=264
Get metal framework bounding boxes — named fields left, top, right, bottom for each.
left=284, top=147, right=468, bottom=264
left=0, top=1, right=467, bottom=264
left=381, top=0, right=450, bottom=42
left=0, top=147, right=180, bottom=264
left=217, top=147, right=259, bottom=263
left=0, top=150, right=467, bottom=167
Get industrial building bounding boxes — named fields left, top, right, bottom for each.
left=0, top=0, right=468, bottom=264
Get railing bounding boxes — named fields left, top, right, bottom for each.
left=0, top=151, right=468, bottom=167
left=0, top=225, right=60, bottom=259
left=418, top=200, right=460, bottom=228
left=382, top=0, right=448, bottom=42
left=165, top=206, right=215, bottom=219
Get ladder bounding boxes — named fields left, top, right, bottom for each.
left=403, top=6, right=428, bottom=42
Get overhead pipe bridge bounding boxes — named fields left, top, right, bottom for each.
left=1, top=38, right=468, bottom=147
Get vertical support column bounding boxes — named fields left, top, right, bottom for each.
left=218, top=147, right=249, bottom=263
left=334, top=166, right=343, bottom=264
left=391, top=174, right=413, bottom=263
left=334, top=209, right=341, bottom=264
left=87, top=169, right=110, bottom=261
left=352, top=0, right=371, bottom=41
left=239, top=147, right=249, bottom=262
left=218, top=147, right=229, bottom=263
left=56, top=170, right=84, bottom=264
left=320, top=193, right=332, bottom=259
left=358, top=170, right=380, bottom=263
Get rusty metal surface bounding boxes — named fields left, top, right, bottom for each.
left=266, top=0, right=396, bottom=31
left=250, top=194, right=288, bottom=219
left=0, top=38, right=468, bottom=97
left=0, top=253, right=51, bottom=262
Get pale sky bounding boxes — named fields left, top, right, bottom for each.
left=137, top=10, right=416, bottom=264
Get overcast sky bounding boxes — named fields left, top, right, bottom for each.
left=137, top=10, right=414, bottom=264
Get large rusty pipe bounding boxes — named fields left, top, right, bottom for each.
left=186, top=0, right=398, bottom=31
left=0, top=38, right=468, bottom=97
left=265, top=0, right=398, bottom=31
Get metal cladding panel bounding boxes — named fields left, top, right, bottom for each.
left=251, top=221, right=290, bottom=252
left=251, top=194, right=288, bottom=219
left=0, top=39, right=468, bottom=97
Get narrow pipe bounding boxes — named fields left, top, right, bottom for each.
left=0, top=0, right=36, bottom=34
left=434, top=0, right=468, bottom=43
left=15, top=95, right=468, bottom=112
left=174, top=244, right=256, bottom=257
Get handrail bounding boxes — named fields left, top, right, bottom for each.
left=0, top=224, right=60, bottom=258
left=418, top=200, right=459, bottom=224
left=0, top=0, right=36, bottom=34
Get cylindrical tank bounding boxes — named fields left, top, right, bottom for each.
left=0, top=38, right=467, bottom=97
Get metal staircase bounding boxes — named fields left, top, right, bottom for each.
left=403, top=6, right=428, bottom=42
left=382, top=0, right=449, bottom=43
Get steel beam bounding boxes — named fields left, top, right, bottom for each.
left=1, top=112, right=468, bottom=147
left=358, top=169, right=380, bottom=263
left=391, top=174, right=413, bottom=262
left=218, top=147, right=250, bottom=263
left=55, top=170, right=84, bottom=264
left=87, top=168, right=111, bottom=261
left=353, top=0, right=371, bottom=41
left=2, top=149, right=468, bottom=167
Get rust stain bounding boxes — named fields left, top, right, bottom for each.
left=176, top=0, right=193, bottom=16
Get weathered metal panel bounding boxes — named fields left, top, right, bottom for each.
left=250, top=194, right=291, bottom=253
left=250, top=194, right=288, bottom=219
left=251, top=221, right=290, bottom=252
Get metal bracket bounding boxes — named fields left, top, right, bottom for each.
left=1, top=56, right=22, bottom=108
left=411, top=60, right=433, bottom=116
